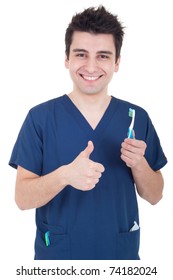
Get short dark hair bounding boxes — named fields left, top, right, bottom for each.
left=65, top=5, right=125, bottom=62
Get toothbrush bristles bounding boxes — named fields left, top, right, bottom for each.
left=128, top=108, right=134, bottom=117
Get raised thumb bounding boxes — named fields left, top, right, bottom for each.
left=81, top=141, right=94, bottom=158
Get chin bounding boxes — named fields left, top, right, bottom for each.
left=80, top=88, right=102, bottom=96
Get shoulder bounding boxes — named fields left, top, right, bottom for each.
left=30, top=95, right=64, bottom=114
left=24, top=95, right=65, bottom=127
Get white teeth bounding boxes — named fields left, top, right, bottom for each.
left=83, top=75, right=98, bottom=81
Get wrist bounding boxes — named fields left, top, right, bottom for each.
left=58, top=164, right=70, bottom=187
left=131, top=156, right=148, bottom=173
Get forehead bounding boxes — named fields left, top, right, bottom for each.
left=70, top=31, right=115, bottom=53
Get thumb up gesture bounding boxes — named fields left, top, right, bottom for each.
left=65, top=141, right=105, bottom=191
left=80, top=140, right=94, bottom=159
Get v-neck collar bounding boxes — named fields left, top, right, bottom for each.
left=61, top=94, right=119, bottom=141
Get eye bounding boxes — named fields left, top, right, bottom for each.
left=75, top=53, right=86, bottom=58
left=98, top=54, right=109, bottom=60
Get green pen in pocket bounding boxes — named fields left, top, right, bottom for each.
left=45, top=231, right=50, bottom=246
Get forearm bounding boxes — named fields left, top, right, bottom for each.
left=131, top=157, right=164, bottom=205
left=15, top=165, right=68, bottom=210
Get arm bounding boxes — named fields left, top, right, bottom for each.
left=121, top=138, right=164, bottom=205
left=15, top=165, right=67, bottom=210
left=15, top=141, right=104, bottom=210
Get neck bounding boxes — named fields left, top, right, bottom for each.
left=68, top=92, right=112, bottom=130
left=68, top=91, right=111, bottom=112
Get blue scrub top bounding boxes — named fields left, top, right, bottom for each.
left=9, top=95, right=167, bottom=260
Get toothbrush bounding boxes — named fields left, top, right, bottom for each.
left=127, top=108, right=135, bottom=139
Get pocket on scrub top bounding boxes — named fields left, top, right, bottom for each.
left=34, top=222, right=70, bottom=260
left=115, top=228, right=140, bottom=260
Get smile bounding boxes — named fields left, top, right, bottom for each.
left=80, top=75, right=102, bottom=81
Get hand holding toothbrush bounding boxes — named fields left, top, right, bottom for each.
left=121, top=108, right=147, bottom=168
left=120, top=138, right=147, bottom=168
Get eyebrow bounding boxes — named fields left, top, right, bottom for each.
left=72, top=48, right=113, bottom=55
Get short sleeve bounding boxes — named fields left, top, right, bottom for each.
left=144, top=116, right=167, bottom=171
left=9, top=110, right=43, bottom=175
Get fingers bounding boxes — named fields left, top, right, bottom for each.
left=83, top=161, right=104, bottom=190
left=90, top=161, right=105, bottom=173
left=121, top=138, right=147, bottom=156
left=87, top=165, right=104, bottom=179
left=84, top=177, right=100, bottom=190
left=121, top=138, right=147, bottom=168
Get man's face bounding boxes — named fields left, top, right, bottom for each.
left=65, top=31, right=120, bottom=96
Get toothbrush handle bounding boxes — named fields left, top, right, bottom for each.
left=128, top=128, right=135, bottom=139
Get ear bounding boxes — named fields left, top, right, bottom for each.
left=114, top=56, right=121, bottom=73
left=65, top=55, right=69, bottom=69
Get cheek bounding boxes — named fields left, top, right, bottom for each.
left=66, top=58, right=81, bottom=71
left=104, top=62, right=117, bottom=73
left=104, top=65, right=116, bottom=78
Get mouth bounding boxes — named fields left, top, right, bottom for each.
left=80, top=74, right=103, bottom=81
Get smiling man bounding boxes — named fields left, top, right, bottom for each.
left=66, top=32, right=119, bottom=96
left=9, top=6, right=167, bottom=260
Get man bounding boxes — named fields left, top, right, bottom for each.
left=9, top=6, right=167, bottom=260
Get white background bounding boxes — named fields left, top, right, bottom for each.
left=0, top=0, right=172, bottom=278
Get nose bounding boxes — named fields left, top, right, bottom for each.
left=85, top=57, right=98, bottom=73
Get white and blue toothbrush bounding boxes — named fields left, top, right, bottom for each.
left=127, top=108, right=135, bottom=139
